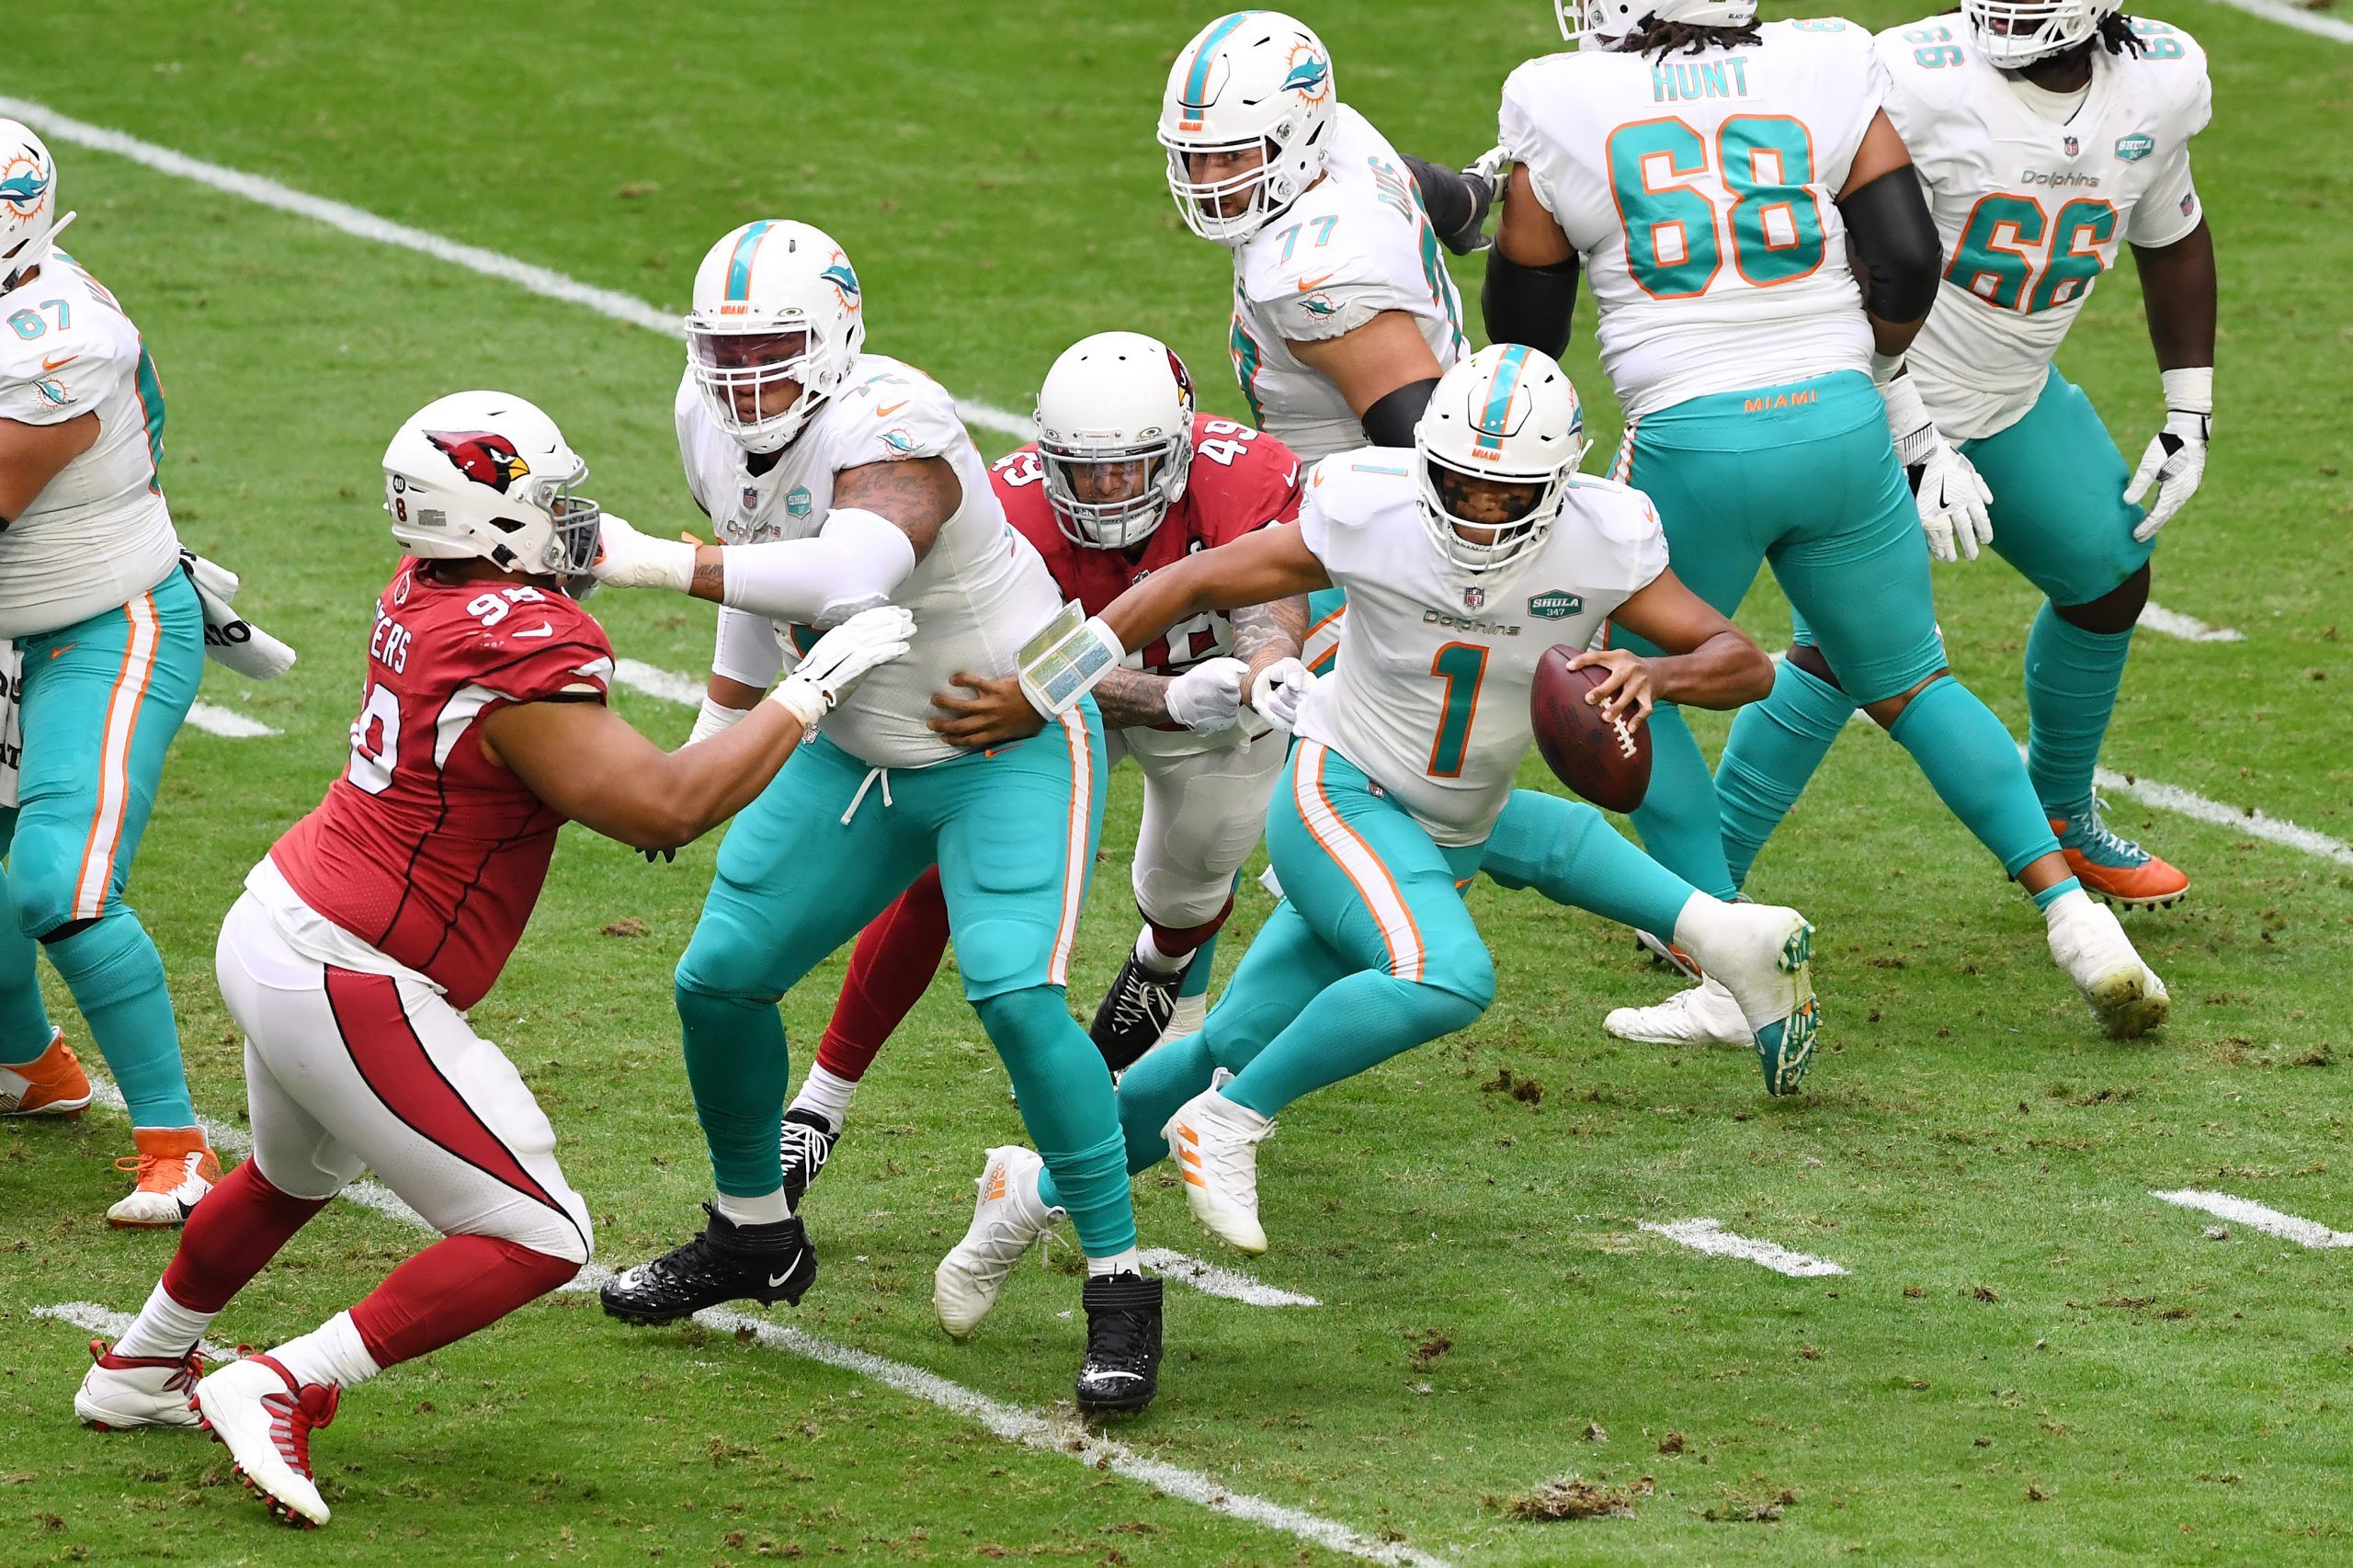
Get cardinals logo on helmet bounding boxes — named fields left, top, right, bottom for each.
left=1165, top=347, right=1197, bottom=414
left=426, top=430, right=532, bottom=493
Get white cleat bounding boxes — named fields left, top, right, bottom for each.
left=1605, top=975, right=1751, bottom=1047
left=934, top=1146, right=1063, bottom=1339
left=2046, top=892, right=2169, bottom=1039
left=1689, top=903, right=1820, bottom=1096
left=105, top=1130, right=221, bottom=1230
left=193, top=1355, right=339, bottom=1528
left=75, top=1338, right=206, bottom=1429
left=1165, top=1082, right=1274, bottom=1255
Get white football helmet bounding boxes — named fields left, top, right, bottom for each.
left=1158, top=11, right=1336, bottom=244
left=0, top=120, right=74, bottom=293
left=381, top=392, right=602, bottom=581
left=1559, top=0, right=1757, bottom=47
left=686, top=220, right=866, bottom=454
left=1961, top=0, right=2114, bottom=65
left=1415, top=344, right=1588, bottom=576
left=1033, top=332, right=1198, bottom=551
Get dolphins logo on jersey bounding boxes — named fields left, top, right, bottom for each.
left=426, top=430, right=532, bottom=494
left=821, top=255, right=861, bottom=311
left=1281, top=46, right=1330, bottom=103
left=0, top=158, right=48, bottom=218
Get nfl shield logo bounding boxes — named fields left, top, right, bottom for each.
left=741, top=484, right=760, bottom=512
left=2063, top=135, right=2079, bottom=157
left=1462, top=585, right=1486, bottom=611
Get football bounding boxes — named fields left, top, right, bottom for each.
left=1530, top=645, right=1651, bottom=812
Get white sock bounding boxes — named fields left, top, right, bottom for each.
left=2041, top=886, right=2094, bottom=926
left=1668, top=891, right=1739, bottom=968
left=1086, top=1247, right=1144, bottom=1278
left=112, top=1281, right=216, bottom=1360
left=715, top=1187, right=792, bottom=1227
left=267, top=1311, right=381, bottom=1391
left=1132, top=926, right=1191, bottom=976
left=1163, top=992, right=1209, bottom=1042
left=788, top=1063, right=858, bottom=1134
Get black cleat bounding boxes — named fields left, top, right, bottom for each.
left=598, top=1204, right=817, bottom=1324
left=1088, top=953, right=1185, bottom=1073
left=1074, top=1271, right=1163, bottom=1415
left=779, top=1108, right=837, bottom=1208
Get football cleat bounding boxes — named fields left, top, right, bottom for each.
left=2051, top=801, right=2189, bottom=910
left=192, top=1354, right=338, bottom=1528
left=1165, top=1081, right=1275, bottom=1255
left=1074, top=1271, right=1163, bottom=1415
left=1633, top=929, right=1704, bottom=983
left=0, top=1028, right=91, bottom=1118
left=1089, top=952, right=1185, bottom=1074
left=2046, top=893, right=2170, bottom=1039
left=934, top=1145, right=1064, bottom=1338
left=779, top=1108, right=837, bottom=1208
left=75, top=1337, right=206, bottom=1430
left=107, top=1129, right=221, bottom=1229
left=1696, top=905, right=1819, bottom=1097
left=1605, top=975, right=1751, bottom=1048
left=598, top=1204, right=816, bottom=1324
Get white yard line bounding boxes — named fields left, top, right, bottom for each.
left=2138, top=603, right=2245, bottom=643
left=1639, top=1218, right=1848, bottom=1278
left=2091, top=763, right=2353, bottom=868
left=183, top=701, right=280, bottom=738
left=1139, top=1248, right=1321, bottom=1307
left=2151, top=1189, right=2353, bottom=1248
left=36, top=1300, right=232, bottom=1360
left=0, top=95, right=1030, bottom=443
left=611, top=657, right=704, bottom=708
left=2197, top=0, right=2353, bottom=44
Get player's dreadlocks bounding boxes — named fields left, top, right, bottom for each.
left=1614, top=15, right=1766, bottom=59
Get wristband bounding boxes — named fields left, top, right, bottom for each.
left=1017, top=603, right=1124, bottom=718
left=2158, top=366, right=2213, bottom=416
left=688, top=696, right=753, bottom=744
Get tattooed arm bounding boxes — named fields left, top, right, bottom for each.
left=1231, top=593, right=1307, bottom=687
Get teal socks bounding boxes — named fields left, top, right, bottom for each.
left=0, top=914, right=55, bottom=1066
left=44, top=912, right=193, bottom=1128
left=1482, top=788, right=1701, bottom=937
left=2024, top=603, right=2133, bottom=817
left=1627, top=704, right=1739, bottom=902
left=1885, top=678, right=2063, bottom=879
left=675, top=975, right=790, bottom=1199
left=1716, top=658, right=1857, bottom=893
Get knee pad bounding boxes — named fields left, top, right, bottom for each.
left=2055, top=562, right=2150, bottom=636
left=674, top=920, right=781, bottom=1007
left=9, top=845, right=92, bottom=942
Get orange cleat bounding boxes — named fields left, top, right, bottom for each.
left=2051, top=801, right=2190, bottom=910
left=108, top=1127, right=222, bottom=1229
left=0, top=1028, right=92, bottom=1118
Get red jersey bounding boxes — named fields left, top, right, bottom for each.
left=990, top=414, right=1304, bottom=676
left=271, top=560, right=616, bottom=1009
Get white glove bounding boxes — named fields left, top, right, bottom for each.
left=1249, top=656, right=1316, bottom=734
left=768, top=605, right=915, bottom=727
left=688, top=695, right=753, bottom=744
left=1880, top=368, right=1994, bottom=563
left=1163, top=656, right=1250, bottom=732
left=589, top=514, right=698, bottom=593
left=2125, top=368, right=2211, bottom=542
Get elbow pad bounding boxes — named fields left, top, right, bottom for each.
left=718, top=506, right=917, bottom=625
left=1837, top=165, right=1941, bottom=324
left=1482, top=248, right=1579, bottom=358
left=1401, top=154, right=1491, bottom=255
left=1360, top=378, right=1441, bottom=449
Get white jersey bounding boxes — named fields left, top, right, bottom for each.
left=1229, top=105, right=1469, bottom=463
left=1292, top=452, right=1667, bottom=846
left=1501, top=21, right=1883, bottom=420
left=0, top=253, right=179, bottom=639
left=1881, top=17, right=2211, bottom=438
left=676, top=352, right=1063, bottom=768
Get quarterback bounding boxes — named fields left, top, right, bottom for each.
left=1711, top=1, right=2216, bottom=917
left=591, top=223, right=1163, bottom=1413
left=1483, top=0, right=2169, bottom=1045
left=932, top=347, right=1823, bottom=1317
left=0, top=119, right=217, bottom=1224
left=74, top=391, right=910, bottom=1528
left=773, top=332, right=1308, bottom=1200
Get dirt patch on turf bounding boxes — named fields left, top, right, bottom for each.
left=1498, top=1474, right=1654, bottom=1521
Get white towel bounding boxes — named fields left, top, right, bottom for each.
left=180, top=551, right=297, bottom=681
left=0, top=639, right=21, bottom=811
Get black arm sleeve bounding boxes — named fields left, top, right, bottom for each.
left=1481, top=247, right=1580, bottom=358
left=1836, top=165, right=1940, bottom=324
left=1359, top=378, right=1441, bottom=449
left=1401, top=154, right=1492, bottom=255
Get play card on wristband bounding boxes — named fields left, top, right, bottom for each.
left=1017, top=601, right=1122, bottom=717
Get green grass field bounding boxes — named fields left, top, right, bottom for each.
left=3, top=1, right=2351, bottom=1562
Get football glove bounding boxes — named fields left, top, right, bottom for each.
left=1163, top=656, right=1250, bottom=732
left=589, top=514, right=698, bottom=593
left=2126, top=368, right=2212, bottom=542
left=768, top=606, right=915, bottom=727
left=1880, top=366, right=1994, bottom=562
left=1249, top=657, right=1316, bottom=734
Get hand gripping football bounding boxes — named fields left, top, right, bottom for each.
left=1530, top=645, right=1651, bottom=812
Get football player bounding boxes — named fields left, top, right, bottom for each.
left=769, top=332, right=1308, bottom=1202
left=1709, top=3, right=2215, bottom=918
left=590, top=222, right=1163, bottom=1414
left=932, top=347, right=1824, bottom=1315
left=1159, top=11, right=1480, bottom=674
left=0, top=119, right=219, bottom=1224
left=74, top=391, right=911, bottom=1528
left=1483, top=0, right=2169, bottom=1047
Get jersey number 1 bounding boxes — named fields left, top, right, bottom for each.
left=1607, top=115, right=1826, bottom=298
left=1427, top=642, right=1487, bottom=778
